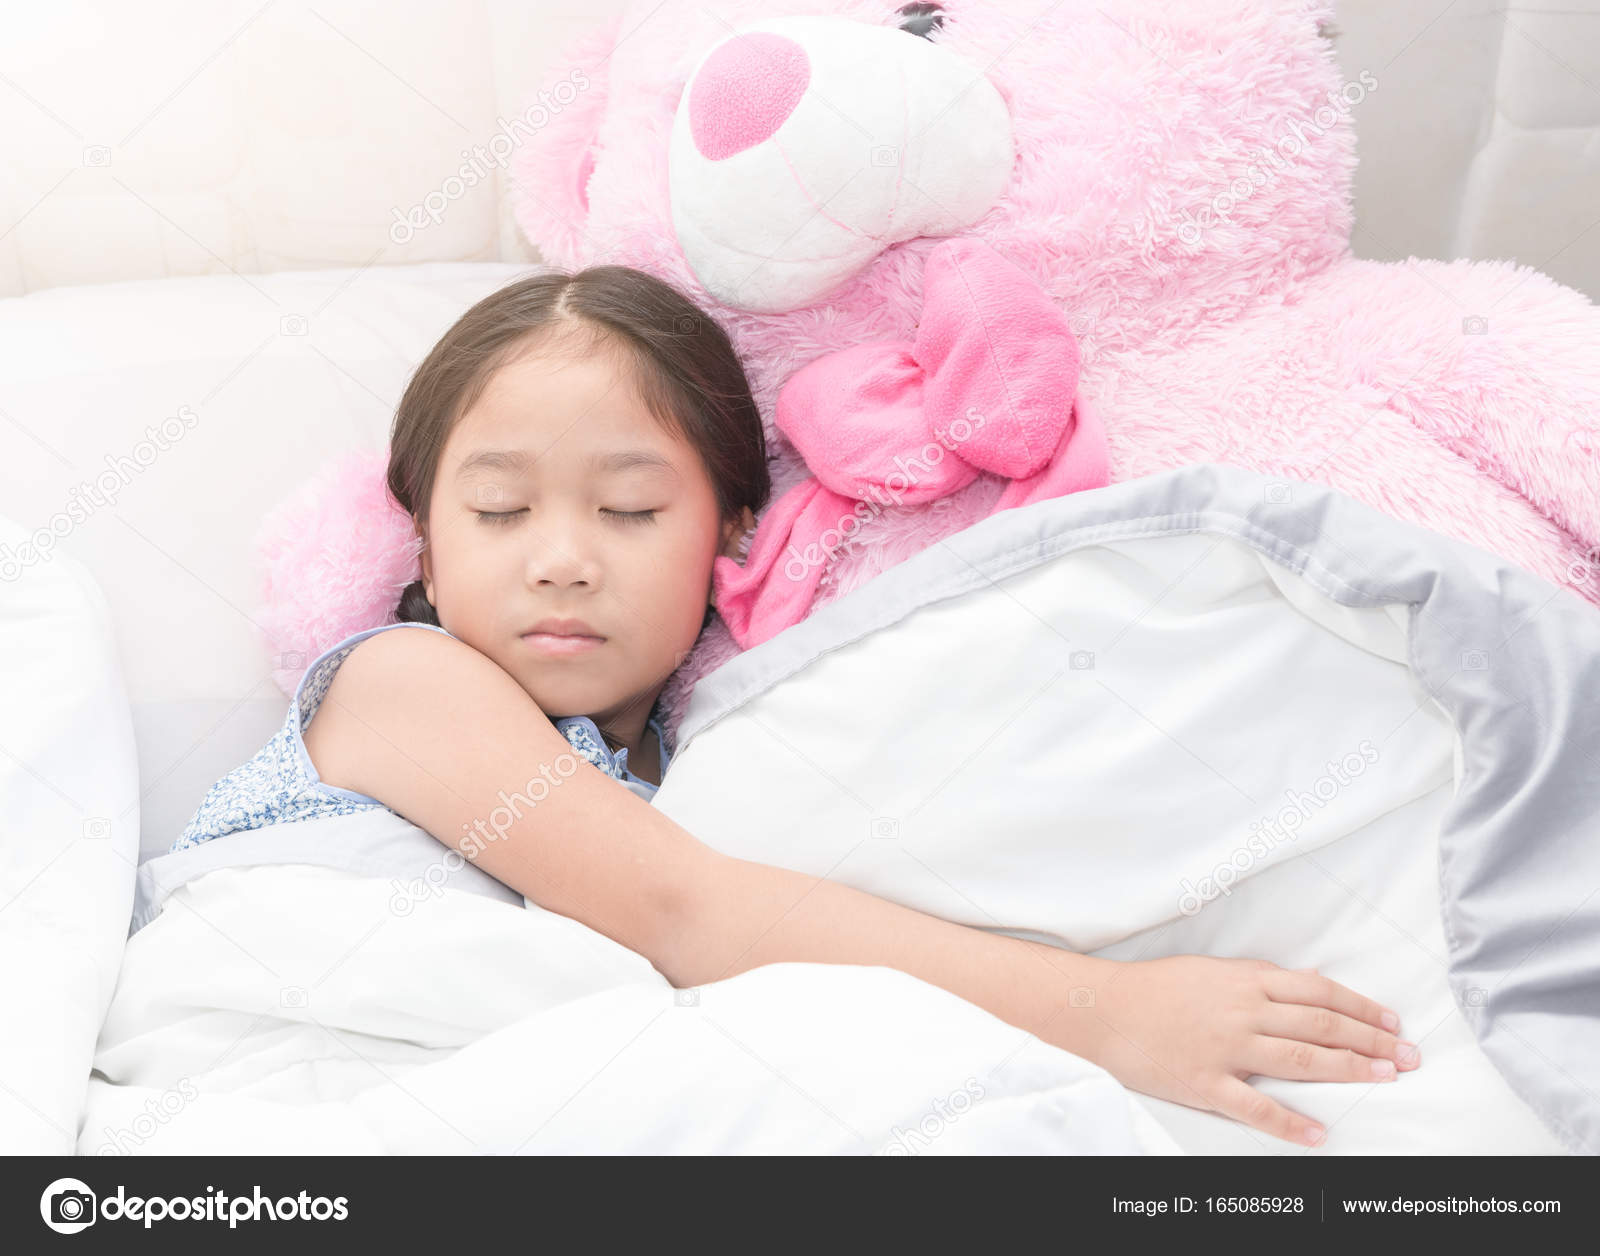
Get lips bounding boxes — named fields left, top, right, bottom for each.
left=520, top=617, right=607, bottom=658
left=523, top=617, right=605, bottom=640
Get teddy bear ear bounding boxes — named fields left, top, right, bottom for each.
left=507, top=14, right=624, bottom=269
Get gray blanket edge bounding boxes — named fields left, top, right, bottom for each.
left=678, top=462, right=1600, bottom=1156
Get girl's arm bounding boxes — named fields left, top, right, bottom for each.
left=306, top=627, right=1416, bottom=1147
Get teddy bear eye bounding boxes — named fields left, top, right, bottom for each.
left=896, top=2, right=945, bottom=39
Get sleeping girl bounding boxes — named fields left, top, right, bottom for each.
left=172, top=264, right=1419, bottom=1148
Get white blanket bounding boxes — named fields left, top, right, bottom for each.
left=653, top=528, right=1573, bottom=1154
left=82, top=474, right=1589, bottom=1156
left=81, top=859, right=1176, bottom=1155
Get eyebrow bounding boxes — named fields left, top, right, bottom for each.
left=455, top=448, right=532, bottom=479
left=454, top=448, right=679, bottom=480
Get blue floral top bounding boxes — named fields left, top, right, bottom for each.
left=170, top=621, right=671, bottom=852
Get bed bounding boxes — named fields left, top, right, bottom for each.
left=2, top=263, right=1594, bottom=1155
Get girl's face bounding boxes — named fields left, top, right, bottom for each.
left=418, top=332, right=751, bottom=729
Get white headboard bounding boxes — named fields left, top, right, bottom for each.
left=1332, top=0, right=1599, bottom=300
left=0, top=0, right=633, bottom=296
left=2, top=1, right=1595, bottom=299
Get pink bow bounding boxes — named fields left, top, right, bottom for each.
left=714, top=237, right=1110, bottom=648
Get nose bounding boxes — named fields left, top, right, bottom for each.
left=688, top=31, right=810, bottom=161
left=523, top=521, right=600, bottom=591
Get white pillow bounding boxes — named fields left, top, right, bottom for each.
left=0, top=521, right=138, bottom=1153
left=0, top=262, right=534, bottom=860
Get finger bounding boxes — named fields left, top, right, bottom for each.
left=1210, top=1076, right=1326, bottom=1148
left=1262, top=969, right=1399, bottom=1034
left=1258, top=1004, right=1420, bottom=1070
left=1248, top=1034, right=1399, bottom=1084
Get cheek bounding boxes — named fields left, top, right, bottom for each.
left=438, top=536, right=481, bottom=587
left=437, top=534, right=507, bottom=610
left=634, top=522, right=719, bottom=616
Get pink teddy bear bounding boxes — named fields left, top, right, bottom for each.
left=258, top=0, right=1600, bottom=746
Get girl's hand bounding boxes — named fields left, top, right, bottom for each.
left=1079, top=955, right=1421, bottom=1147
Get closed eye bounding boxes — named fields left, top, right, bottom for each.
left=602, top=508, right=658, bottom=525
left=475, top=508, right=527, bottom=526
left=475, top=508, right=658, bottom=527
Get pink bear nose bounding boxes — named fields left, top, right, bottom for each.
left=689, top=32, right=810, bottom=161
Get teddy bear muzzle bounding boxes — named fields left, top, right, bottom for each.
left=669, top=14, right=1015, bottom=314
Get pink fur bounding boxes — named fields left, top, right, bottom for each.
left=714, top=237, right=1107, bottom=647
left=255, top=448, right=421, bottom=697
left=509, top=12, right=627, bottom=263
left=507, top=0, right=1599, bottom=744
left=260, top=0, right=1599, bottom=755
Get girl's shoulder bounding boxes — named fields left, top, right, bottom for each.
left=313, top=627, right=673, bottom=799
left=294, top=620, right=457, bottom=737
left=169, top=621, right=459, bottom=853
left=295, top=620, right=472, bottom=802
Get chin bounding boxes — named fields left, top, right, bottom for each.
left=520, top=674, right=608, bottom=720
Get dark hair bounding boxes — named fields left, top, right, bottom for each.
left=387, top=266, right=770, bottom=626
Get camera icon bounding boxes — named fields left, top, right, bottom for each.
left=674, top=987, right=700, bottom=1007
left=672, top=314, right=700, bottom=335
left=82, top=145, right=111, bottom=167
left=41, top=1179, right=97, bottom=1233
left=870, top=144, right=899, bottom=167
left=475, top=484, right=504, bottom=504
left=1265, top=482, right=1292, bottom=504
left=1464, top=986, right=1488, bottom=1007
left=1068, top=986, right=1096, bottom=1007
left=278, top=650, right=305, bottom=672
left=1461, top=315, right=1488, bottom=335
left=280, top=985, right=308, bottom=1009
left=82, top=817, right=112, bottom=840
left=1069, top=650, right=1095, bottom=671
left=52, top=1189, right=94, bottom=1224
left=279, top=314, right=309, bottom=336
left=870, top=815, right=900, bottom=840
left=1461, top=650, right=1488, bottom=671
